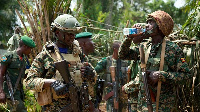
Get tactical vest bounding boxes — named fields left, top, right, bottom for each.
left=54, top=53, right=83, bottom=87
left=36, top=42, right=83, bottom=106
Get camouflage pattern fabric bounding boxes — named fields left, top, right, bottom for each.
left=7, top=34, right=21, bottom=51
left=0, top=50, right=27, bottom=112
left=119, top=37, right=191, bottom=112
left=126, top=60, right=140, bottom=112
left=95, top=56, right=129, bottom=112
left=25, top=41, right=96, bottom=112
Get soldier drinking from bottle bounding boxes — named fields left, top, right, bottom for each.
left=120, top=10, right=191, bottom=111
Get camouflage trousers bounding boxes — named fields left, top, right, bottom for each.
left=137, top=91, right=177, bottom=112
left=127, top=90, right=139, bottom=112
left=137, top=102, right=177, bottom=112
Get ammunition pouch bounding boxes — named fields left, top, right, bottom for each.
left=36, top=87, right=52, bottom=106
left=51, top=80, right=69, bottom=97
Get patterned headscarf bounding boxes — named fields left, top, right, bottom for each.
left=147, top=10, right=174, bottom=36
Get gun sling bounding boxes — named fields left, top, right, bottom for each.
left=141, top=39, right=166, bottom=112
left=13, top=61, right=25, bottom=93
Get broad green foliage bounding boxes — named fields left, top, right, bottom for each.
left=24, top=87, right=42, bottom=112
left=181, top=4, right=200, bottom=40
left=97, top=11, right=108, bottom=23
left=2, top=0, right=200, bottom=111
left=0, top=0, right=20, bottom=44
left=148, top=0, right=188, bottom=25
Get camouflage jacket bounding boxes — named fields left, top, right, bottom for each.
left=0, top=50, right=26, bottom=97
left=119, top=37, right=191, bottom=111
left=25, top=41, right=96, bottom=111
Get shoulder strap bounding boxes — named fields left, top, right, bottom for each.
left=13, top=59, right=25, bottom=93
left=159, top=39, right=166, bottom=71
left=145, top=44, right=151, bottom=64
left=156, top=38, right=166, bottom=112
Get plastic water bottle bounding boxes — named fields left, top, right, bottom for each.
left=123, top=28, right=146, bottom=35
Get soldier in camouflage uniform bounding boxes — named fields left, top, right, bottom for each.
left=0, top=35, right=36, bottom=112
left=25, top=14, right=97, bottom=112
left=95, top=40, right=129, bottom=112
left=7, top=26, right=24, bottom=51
left=7, top=26, right=31, bottom=69
left=126, top=60, right=140, bottom=112
left=75, top=32, right=104, bottom=111
left=120, top=10, right=191, bottom=111
left=75, top=32, right=99, bottom=67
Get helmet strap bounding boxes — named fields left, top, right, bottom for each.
left=54, top=34, right=67, bottom=46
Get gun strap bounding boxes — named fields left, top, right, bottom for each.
left=156, top=38, right=166, bottom=112
left=14, top=59, right=25, bottom=93
left=145, top=44, right=151, bottom=65
left=159, top=39, right=166, bottom=71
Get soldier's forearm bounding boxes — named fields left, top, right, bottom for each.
left=119, top=38, right=132, bottom=59
left=0, top=79, right=3, bottom=92
left=0, top=65, right=6, bottom=92
left=43, top=79, right=56, bottom=89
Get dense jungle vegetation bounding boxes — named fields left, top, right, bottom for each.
left=0, top=0, right=199, bottom=111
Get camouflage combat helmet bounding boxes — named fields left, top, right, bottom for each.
left=147, top=10, right=174, bottom=36
left=51, top=14, right=82, bottom=34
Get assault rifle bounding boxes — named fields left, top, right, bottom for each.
left=54, top=60, right=80, bottom=112
left=127, top=66, right=132, bottom=112
left=81, top=63, right=94, bottom=111
left=5, top=73, right=18, bottom=111
left=140, top=45, right=153, bottom=112
left=94, top=75, right=104, bottom=109
left=110, top=59, right=121, bottom=112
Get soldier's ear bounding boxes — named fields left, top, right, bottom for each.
left=82, top=42, right=86, bottom=46
left=55, top=29, right=60, bottom=36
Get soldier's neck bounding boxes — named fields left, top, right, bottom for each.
left=151, top=35, right=164, bottom=45
left=112, top=52, right=118, bottom=60
left=56, top=41, right=70, bottom=48
left=16, top=48, right=23, bottom=57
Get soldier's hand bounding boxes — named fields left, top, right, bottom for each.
left=51, top=80, right=69, bottom=97
left=80, top=62, right=89, bottom=75
left=148, top=71, right=160, bottom=86
left=0, top=91, right=6, bottom=104
left=81, top=62, right=95, bottom=81
left=88, top=100, right=100, bottom=112
left=127, top=23, right=144, bottom=38
left=121, top=85, right=127, bottom=94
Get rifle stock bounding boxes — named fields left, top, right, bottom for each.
left=140, top=45, right=153, bottom=112
left=110, top=65, right=119, bottom=111
left=127, top=66, right=132, bottom=112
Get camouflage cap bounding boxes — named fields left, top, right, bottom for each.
left=75, top=32, right=92, bottom=39
left=21, top=35, right=36, bottom=48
